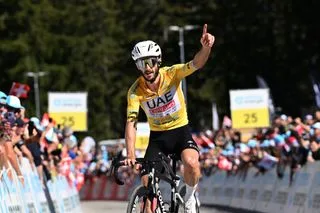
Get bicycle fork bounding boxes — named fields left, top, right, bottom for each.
left=171, top=179, right=184, bottom=212
left=154, top=181, right=167, bottom=212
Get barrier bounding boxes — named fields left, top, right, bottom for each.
left=80, top=161, right=320, bottom=213
left=222, top=173, right=238, bottom=207
left=199, top=162, right=320, bottom=213
left=284, top=169, right=312, bottom=213
left=80, top=176, right=135, bottom=201
left=229, top=171, right=246, bottom=208
left=240, top=169, right=261, bottom=210
left=308, top=164, right=320, bottom=213
left=254, top=169, right=277, bottom=212
left=0, top=157, right=82, bottom=213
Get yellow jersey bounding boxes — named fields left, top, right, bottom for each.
left=127, top=61, right=197, bottom=131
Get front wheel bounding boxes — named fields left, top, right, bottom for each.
left=127, top=185, right=162, bottom=213
left=175, top=184, right=200, bottom=213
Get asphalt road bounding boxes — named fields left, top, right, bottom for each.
left=80, top=201, right=259, bottom=213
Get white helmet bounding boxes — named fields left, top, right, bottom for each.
left=131, top=40, right=161, bottom=61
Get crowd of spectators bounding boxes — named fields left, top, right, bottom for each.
left=192, top=110, right=320, bottom=184
left=92, top=109, right=320, bottom=186
left=3, top=88, right=320, bottom=189
left=85, top=141, right=139, bottom=184
left=0, top=91, right=96, bottom=191
left=81, top=109, right=320, bottom=187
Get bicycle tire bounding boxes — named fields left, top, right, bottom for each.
left=175, top=184, right=200, bottom=213
left=127, top=185, right=162, bottom=213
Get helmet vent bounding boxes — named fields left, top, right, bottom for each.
left=131, top=40, right=161, bottom=61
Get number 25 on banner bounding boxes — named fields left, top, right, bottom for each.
left=231, top=108, right=269, bottom=128
left=49, top=112, right=87, bottom=131
left=244, top=113, right=258, bottom=124
left=61, top=116, right=75, bottom=127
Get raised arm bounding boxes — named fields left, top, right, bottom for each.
left=192, top=24, right=215, bottom=69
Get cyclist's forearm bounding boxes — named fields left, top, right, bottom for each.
left=193, top=25, right=214, bottom=69
left=125, top=121, right=137, bottom=158
left=192, top=46, right=211, bottom=70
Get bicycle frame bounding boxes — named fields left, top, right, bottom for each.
left=145, top=159, right=185, bottom=213
left=111, top=153, right=190, bottom=213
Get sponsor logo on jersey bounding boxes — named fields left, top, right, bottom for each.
left=142, top=87, right=181, bottom=118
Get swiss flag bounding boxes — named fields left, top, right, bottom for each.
left=9, top=82, right=30, bottom=99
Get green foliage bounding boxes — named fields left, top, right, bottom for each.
left=0, top=0, right=319, bottom=139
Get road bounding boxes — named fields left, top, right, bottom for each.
left=80, top=201, right=259, bottom=213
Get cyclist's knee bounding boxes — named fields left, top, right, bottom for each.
left=184, top=158, right=199, bottom=170
left=181, top=149, right=200, bottom=171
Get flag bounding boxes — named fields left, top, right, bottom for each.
left=256, top=75, right=275, bottom=117
left=212, top=102, right=219, bottom=130
left=9, top=82, right=30, bottom=99
left=310, top=69, right=320, bottom=108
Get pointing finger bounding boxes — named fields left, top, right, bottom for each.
left=202, top=24, right=207, bottom=36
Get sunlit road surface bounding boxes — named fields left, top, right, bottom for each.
left=81, top=201, right=259, bottom=213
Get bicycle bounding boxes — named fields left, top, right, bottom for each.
left=110, top=152, right=200, bottom=213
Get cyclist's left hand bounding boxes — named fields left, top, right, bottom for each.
left=124, top=157, right=136, bottom=167
left=200, top=24, right=215, bottom=48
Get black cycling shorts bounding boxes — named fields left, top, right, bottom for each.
left=141, top=125, right=199, bottom=176
left=143, top=125, right=199, bottom=160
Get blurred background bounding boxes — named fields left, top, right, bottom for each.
left=1, top=0, right=320, bottom=141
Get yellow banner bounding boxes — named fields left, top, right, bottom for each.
left=231, top=108, right=270, bottom=128
left=135, top=136, right=149, bottom=150
left=49, top=112, right=87, bottom=131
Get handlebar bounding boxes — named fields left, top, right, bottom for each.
left=109, top=153, right=179, bottom=185
left=109, top=157, right=145, bottom=185
left=110, top=160, right=125, bottom=185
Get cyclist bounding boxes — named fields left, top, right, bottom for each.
left=124, top=24, right=215, bottom=212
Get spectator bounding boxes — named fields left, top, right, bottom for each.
left=3, top=95, right=24, bottom=183
left=80, top=136, right=96, bottom=164
left=308, top=136, right=320, bottom=161
left=24, top=117, right=45, bottom=183
left=304, top=114, right=314, bottom=126
left=315, top=109, right=320, bottom=123
left=311, top=122, right=320, bottom=142
left=11, top=118, right=34, bottom=167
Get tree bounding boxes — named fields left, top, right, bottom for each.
left=1, top=0, right=319, bottom=138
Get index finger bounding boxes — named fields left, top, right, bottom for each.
left=202, top=24, right=207, bottom=36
